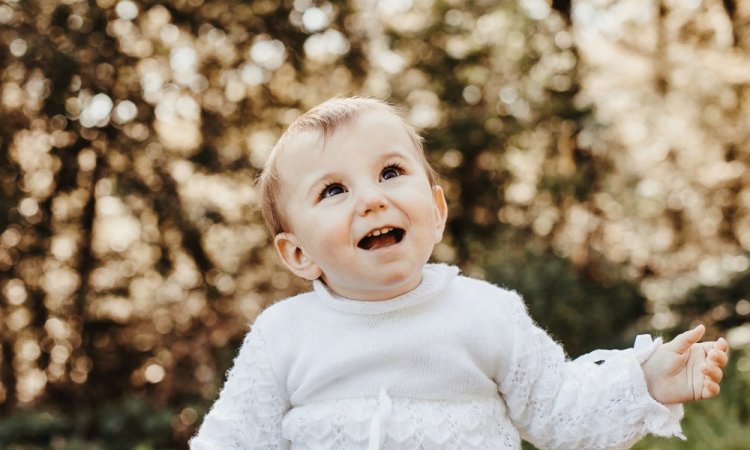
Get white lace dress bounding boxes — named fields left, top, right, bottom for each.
left=190, top=264, right=683, bottom=450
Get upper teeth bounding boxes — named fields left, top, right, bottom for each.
left=367, top=227, right=393, bottom=237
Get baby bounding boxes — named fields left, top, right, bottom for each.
left=190, top=97, right=729, bottom=449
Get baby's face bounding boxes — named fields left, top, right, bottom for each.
left=273, top=109, right=447, bottom=300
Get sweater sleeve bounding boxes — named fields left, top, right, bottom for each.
left=190, top=326, right=290, bottom=450
left=498, top=293, right=684, bottom=450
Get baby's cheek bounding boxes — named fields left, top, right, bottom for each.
left=317, top=224, right=350, bottom=249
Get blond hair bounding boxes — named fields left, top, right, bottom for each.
left=258, top=97, right=438, bottom=236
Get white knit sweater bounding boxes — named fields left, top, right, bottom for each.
left=190, top=264, right=683, bottom=450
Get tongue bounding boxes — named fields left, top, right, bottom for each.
left=362, top=234, right=398, bottom=250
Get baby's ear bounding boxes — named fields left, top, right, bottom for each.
left=274, top=232, right=322, bottom=281
left=431, top=185, right=448, bottom=243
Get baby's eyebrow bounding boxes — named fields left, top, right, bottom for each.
left=378, top=151, right=410, bottom=162
left=303, top=172, right=341, bottom=197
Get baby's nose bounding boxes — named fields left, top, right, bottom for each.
left=355, top=186, right=388, bottom=216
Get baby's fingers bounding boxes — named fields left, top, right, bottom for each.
left=701, top=378, right=721, bottom=399
left=701, top=362, right=724, bottom=383
left=714, top=337, right=729, bottom=353
left=665, top=324, right=705, bottom=354
left=708, top=345, right=729, bottom=369
left=699, top=341, right=728, bottom=400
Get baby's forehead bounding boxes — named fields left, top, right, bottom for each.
left=270, top=107, right=422, bottom=188
left=275, top=109, right=402, bottom=159
left=270, top=130, right=325, bottom=190
left=275, top=128, right=326, bottom=168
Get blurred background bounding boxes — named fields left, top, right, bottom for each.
left=1, top=0, right=749, bottom=448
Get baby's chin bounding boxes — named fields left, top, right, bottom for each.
left=324, top=267, right=424, bottom=301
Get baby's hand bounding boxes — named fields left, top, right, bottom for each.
left=641, top=324, right=729, bottom=405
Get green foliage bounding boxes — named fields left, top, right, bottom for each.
left=1, top=0, right=748, bottom=448
left=675, top=268, right=750, bottom=331
left=0, top=397, right=181, bottom=450
left=482, top=231, right=645, bottom=356
left=0, top=410, right=71, bottom=448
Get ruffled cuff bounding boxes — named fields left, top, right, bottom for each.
left=574, top=334, right=686, bottom=441
left=629, top=334, right=686, bottom=440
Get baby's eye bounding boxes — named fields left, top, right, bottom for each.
left=380, top=165, right=403, bottom=181
left=320, top=183, right=346, bottom=199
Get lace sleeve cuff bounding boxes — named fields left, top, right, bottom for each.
left=576, top=335, right=685, bottom=441
left=629, top=334, right=686, bottom=440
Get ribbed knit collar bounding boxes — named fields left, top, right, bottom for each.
left=312, top=263, right=459, bottom=315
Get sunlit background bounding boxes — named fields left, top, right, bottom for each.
left=1, top=0, right=749, bottom=448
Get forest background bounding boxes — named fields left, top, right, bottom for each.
left=1, top=0, right=749, bottom=449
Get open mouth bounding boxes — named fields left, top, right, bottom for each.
left=358, top=227, right=405, bottom=250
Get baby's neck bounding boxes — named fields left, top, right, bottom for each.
left=319, top=274, right=425, bottom=302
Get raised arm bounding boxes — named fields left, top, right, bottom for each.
left=190, top=328, right=290, bottom=450
left=498, top=294, right=685, bottom=450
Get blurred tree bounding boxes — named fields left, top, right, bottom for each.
left=0, top=0, right=748, bottom=448
left=0, top=0, right=325, bottom=445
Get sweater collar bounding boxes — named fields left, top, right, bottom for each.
left=312, top=263, right=459, bottom=315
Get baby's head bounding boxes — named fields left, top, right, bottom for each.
left=259, top=97, right=438, bottom=235
left=258, top=97, right=448, bottom=300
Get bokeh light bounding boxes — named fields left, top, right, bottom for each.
left=1, top=0, right=749, bottom=448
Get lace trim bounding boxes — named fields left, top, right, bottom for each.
left=312, top=264, right=459, bottom=315
left=282, top=396, right=520, bottom=449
